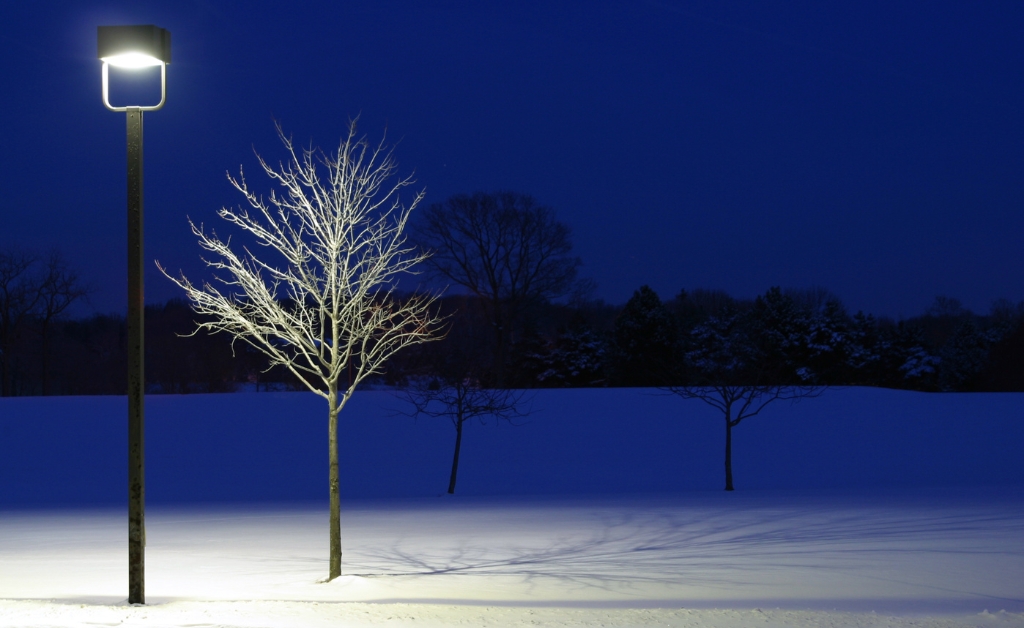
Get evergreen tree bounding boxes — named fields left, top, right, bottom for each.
left=802, top=298, right=853, bottom=384
left=938, top=319, right=991, bottom=391
left=670, top=288, right=737, bottom=334
left=747, top=287, right=810, bottom=382
left=883, top=322, right=940, bottom=390
left=845, top=312, right=884, bottom=386
left=528, top=317, right=607, bottom=387
left=978, top=315, right=1024, bottom=391
left=611, top=286, right=679, bottom=386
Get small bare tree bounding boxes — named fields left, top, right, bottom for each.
left=398, top=308, right=526, bottom=493
left=402, top=378, right=526, bottom=494
left=160, top=120, right=445, bottom=581
left=667, top=297, right=823, bottom=491
left=666, top=384, right=820, bottom=491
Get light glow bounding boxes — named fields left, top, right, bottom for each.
left=1, top=492, right=1021, bottom=622
left=102, top=52, right=164, bottom=69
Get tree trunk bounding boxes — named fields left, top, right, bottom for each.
left=328, top=388, right=342, bottom=580
left=448, top=416, right=464, bottom=494
left=724, top=419, right=734, bottom=491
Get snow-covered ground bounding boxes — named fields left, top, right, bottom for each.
left=2, top=388, right=1024, bottom=626
left=3, top=490, right=1024, bottom=627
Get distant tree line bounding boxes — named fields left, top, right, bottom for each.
left=8, top=281, right=1019, bottom=396
left=515, top=286, right=1024, bottom=393
left=3, top=192, right=1024, bottom=396
left=397, top=284, right=1024, bottom=393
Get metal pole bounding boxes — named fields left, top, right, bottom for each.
left=126, top=106, right=146, bottom=605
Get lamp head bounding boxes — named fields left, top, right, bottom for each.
left=97, top=25, right=170, bottom=111
left=97, top=25, right=171, bottom=66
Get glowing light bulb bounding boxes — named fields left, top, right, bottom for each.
left=102, top=52, right=164, bottom=69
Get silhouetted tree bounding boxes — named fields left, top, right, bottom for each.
left=145, top=299, right=238, bottom=393
left=36, top=252, right=91, bottom=394
left=670, top=288, right=739, bottom=333
left=414, top=191, right=581, bottom=386
left=880, top=321, right=940, bottom=390
left=938, top=319, right=991, bottom=391
left=406, top=378, right=525, bottom=494
left=979, top=315, right=1024, bottom=391
left=743, top=287, right=852, bottom=385
left=0, top=250, right=40, bottom=396
left=0, top=249, right=88, bottom=395
left=57, top=313, right=127, bottom=395
left=398, top=305, right=526, bottom=493
left=667, top=288, right=823, bottom=491
left=611, top=286, right=679, bottom=386
left=526, top=317, right=607, bottom=387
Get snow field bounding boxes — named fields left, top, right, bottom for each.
left=2, top=388, right=1024, bottom=626
left=2, top=490, right=1024, bottom=626
left=3, top=600, right=1022, bottom=628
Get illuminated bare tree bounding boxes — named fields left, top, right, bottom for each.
left=160, top=120, right=445, bottom=580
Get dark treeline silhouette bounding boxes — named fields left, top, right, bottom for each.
left=5, top=210, right=1024, bottom=396
left=0, top=297, right=308, bottom=396
left=411, top=286, right=1024, bottom=393
left=3, top=288, right=1024, bottom=396
left=379, top=285, right=1024, bottom=394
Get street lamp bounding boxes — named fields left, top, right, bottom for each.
left=98, top=24, right=171, bottom=606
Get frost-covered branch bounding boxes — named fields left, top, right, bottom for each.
left=159, top=120, right=444, bottom=402
left=158, top=120, right=445, bottom=580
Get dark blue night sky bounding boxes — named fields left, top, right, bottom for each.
left=2, top=1, right=1023, bottom=318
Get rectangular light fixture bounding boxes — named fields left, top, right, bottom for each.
left=98, top=25, right=171, bottom=68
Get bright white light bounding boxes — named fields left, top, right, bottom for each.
left=1, top=493, right=1021, bottom=624
left=102, top=52, right=164, bottom=68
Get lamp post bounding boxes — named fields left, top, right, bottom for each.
left=97, top=24, right=170, bottom=606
